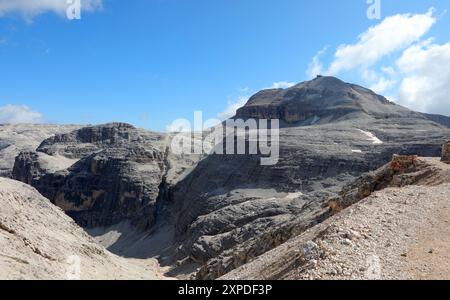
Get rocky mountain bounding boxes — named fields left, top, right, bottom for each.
left=236, top=76, right=419, bottom=125
left=0, top=177, right=166, bottom=280
left=423, top=113, right=450, bottom=128
left=0, top=124, right=80, bottom=177
left=4, top=76, right=450, bottom=280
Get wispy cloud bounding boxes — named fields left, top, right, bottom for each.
left=0, top=0, right=103, bottom=20
left=265, top=81, right=296, bottom=89
left=306, top=46, right=328, bottom=79
left=0, top=104, right=44, bottom=124
left=217, top=96, right=249, bottom=121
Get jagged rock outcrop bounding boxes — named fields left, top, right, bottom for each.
left=328, top=155, right=446, bottom=212
left=442, top=142, right=450, bottom=163
left=11, top=123, right=190, bottom=230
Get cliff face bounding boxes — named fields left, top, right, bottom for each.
left=11, top=123, right=185, bottom=230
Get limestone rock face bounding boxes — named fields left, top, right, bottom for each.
left=442, top=142, right=450, bottom=163
left=12, top=123, right=172, bottom=230
left=0, top=124, right=80, bottom=176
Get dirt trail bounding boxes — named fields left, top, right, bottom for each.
left=407, top=200, right=450, bottom=280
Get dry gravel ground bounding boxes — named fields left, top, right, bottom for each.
left=287, top=184, right=450, bottom=280
left=0, top=178, right=168, bottom=280
left=223, top=158, right=450, bottom=280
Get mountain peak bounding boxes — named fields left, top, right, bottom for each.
left=236, top=76, right=411, bottom=125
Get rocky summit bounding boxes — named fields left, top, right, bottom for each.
left=2, top=76, right=450, bottom=280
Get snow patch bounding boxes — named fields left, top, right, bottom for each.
left=284, top=192, right=304, bottom=200
left=352, top=149, right=363, bottom=153
left=358, top=129, right=383, bottom=145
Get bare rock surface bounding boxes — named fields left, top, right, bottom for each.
left=423, top=113, right=450, bottom=128
left=442, top=141, right=450, bottom=163
left=0, top=124, right=80, bottom=176
left=221, top=158, right=450, bottom=280
left=0, top=177, right=168, bottom=280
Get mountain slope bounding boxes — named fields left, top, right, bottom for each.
left=221, top=157, right=450, bottom=280
left=0, top=177, right=167, bottom=280
left=423, top=113, right=450, bottom=128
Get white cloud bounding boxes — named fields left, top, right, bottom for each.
left=0, top=104, right=44, bottom=124
left=217, top=96, right=249, bottom=121
left=396, top=40, right=450, bottom=115
left=266, top=81, right=296, bottom=89
left=306, top=47, right=328, bottom=78
left=369, top=76, right=397, bottom=94
left=0, top=0, right=102, bottom=19
left=326, top=9, right=436, bottom=75
left=165, top=119, right=192, bottom=133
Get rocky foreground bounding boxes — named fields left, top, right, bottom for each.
left=0, top=177, right=167, bottom=280
left=222, top=157, right=450, bottom=280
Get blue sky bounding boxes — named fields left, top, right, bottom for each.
left=1, top=0, right=450, bottom=131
